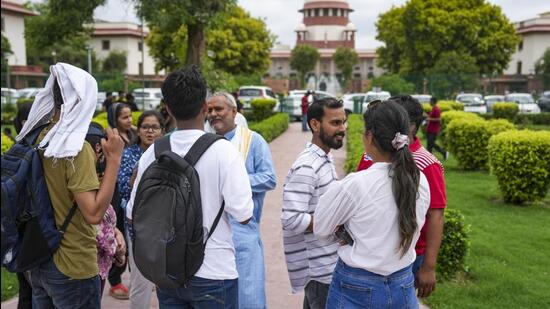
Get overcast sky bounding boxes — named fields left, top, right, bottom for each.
left=93, top=0, right=550, bottom=50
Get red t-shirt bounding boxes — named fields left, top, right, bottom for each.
left=301, top=95, right=309, bottom=114
left=427, top=105, right=441, bottom=134
left=356, top=137, right=447, bottom=255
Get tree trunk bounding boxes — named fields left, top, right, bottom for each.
left=186, top=22, right=205, bottom=66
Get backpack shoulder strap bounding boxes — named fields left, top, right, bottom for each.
left=59, top=203, right=78, bottom=235
left=24, top=123, right=50, bottom=146
left=206, top=201, right=224, bottom=242
left=184, top=133, right=224, bottom=167
left=154, top=135, right=172, bottom=159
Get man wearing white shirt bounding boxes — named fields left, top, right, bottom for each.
left=126, top=65, right=254, bottom=307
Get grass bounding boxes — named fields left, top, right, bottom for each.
left=424, top=155, right=550, bottom=308
left=1, top=268, right=18, bottom=301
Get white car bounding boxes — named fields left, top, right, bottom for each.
left=342, top=93, right=366, bottom=114
left=504, top=93, right=541, bottom=114
left=456, top=93, right=487, bottom=114
left=132, top=88, right=163, bottom=110
left=283, top=90, right=335, bottom=120
left=17, top=87, right=43, bottom=100
left=238, top=86, right=279, bottom=111
left=1, top=88, right=19, bottom=105
left=362, top=91, right=391, bottom=111
left=411, top=94, right=432, bottom=104
left=96, top=92, right=106, bottom=111
left=484, top=95, right=505, bottom=113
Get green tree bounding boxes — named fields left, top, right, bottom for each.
left=25, top=0, right=104, bottom=51
left=376, top=0, right=519, bottom=76
left=1, top=34, right=12, bottom=75
left=101, top=50, right=128, bottom=73
left=333, top=47, right=358, bottom=90
left=535, top=48, right=550, bottom=89
left=137, top=0, right=233, bottom=66
left=427, top=51, right=479, bottom=98
left=368, top=74, right=415, bottom=95
left=145, top=25, right=187, bottom=72
left=206, top=6, right=273, bottom=75
left=290, top=44, right=319, bottom=87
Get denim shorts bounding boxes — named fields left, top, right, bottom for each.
left=326, top=259, right=418, bottom=309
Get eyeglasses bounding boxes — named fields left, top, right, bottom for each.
left=140, top=125, right=162, bottom=132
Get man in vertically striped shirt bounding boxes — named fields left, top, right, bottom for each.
left=282, top=98, right=347, bottom=309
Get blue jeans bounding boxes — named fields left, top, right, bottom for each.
left=156, top=276, right=238, bottom=308
left=327, top=259, right=418, bottom=309
left=302, top=115, right=308, bottom=131
left=412, top=255, right=424, bottom=278
left=28, top=259, right=101, bottom=309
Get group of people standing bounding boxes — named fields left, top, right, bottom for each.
left=6, top=62, right=446, bottom=309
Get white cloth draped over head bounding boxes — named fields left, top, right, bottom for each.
left=16, top=63, right=98, bottom=159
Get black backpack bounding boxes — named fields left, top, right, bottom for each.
left=131, top=133, right=225, bottom=288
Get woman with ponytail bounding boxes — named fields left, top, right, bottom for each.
left=314, top=100, right=431, bottom=308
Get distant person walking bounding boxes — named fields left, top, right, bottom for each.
left=301, top=91, right=311, bottom=132
left=426, top=97, right=447, bottom=159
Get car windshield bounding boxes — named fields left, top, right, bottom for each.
left=365, top=94, right=390, bottom=102
left=506, top=95, right=534, bottom=104
left=239, top=89, right=262, bottom=97
left=485, top=97, right=504, bottom=103
left=457, top=95, right=482, bottom=105
left=133, top=92, right=150, bottom=98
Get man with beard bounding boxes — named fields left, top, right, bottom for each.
left=281, top=98, right=346, bottom=309
left=207, top=91, right=276, bottom=308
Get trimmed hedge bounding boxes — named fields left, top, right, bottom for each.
left=446, top=118, right=515, bottom=170
left=1, top=133, right=14, bottom=154
left=488, top=130, right=550, bottom=204
left=250, top=98, right=276, bottom=122
left=515, top=112, right=550, bottom=126
left=422, top=101, right=464, bottom=113
left=438, top=208, right=470, bottom=280
left=344, top=114, right=364, bottom=173
left=493, top=102, right=518, bottom=121
left=249, top=113, right=289, bottom=143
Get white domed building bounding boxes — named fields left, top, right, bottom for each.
left=265, top=0, right=384, bottom=94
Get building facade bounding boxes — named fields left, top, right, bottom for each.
left=90, top=21, right=158, bottom=76
left=1, top=0, right=35, bottom=66
left=486, top=12, right=550, bottom=94
left=264, top=0, right=383, bottom=95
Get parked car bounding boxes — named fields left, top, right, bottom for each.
left=484, top=95, right=505, bottom=113
left=456, top=93, right=487, bottom=114
left=132, top=88, right=163, bottom=110
left=1, top=88, right=19, bottom=105
left=238, top=86, right=280, bottom=111
left=17, top=87, right=43, bottom=100
left=342, top=93, right=366, bottom=114
left=537, top=91, right=550, bottom=112
left=96, top=92, right=106, bottom=111
left=504, top=93, right=541, bottom=114
left=362, top=91, right=391, bottom=111
left=283, top=90, right=334, bottom=120
left=411, top=94, right=432, bottom=104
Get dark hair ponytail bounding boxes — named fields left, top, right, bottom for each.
left=363, top=100, right=421, bottom=256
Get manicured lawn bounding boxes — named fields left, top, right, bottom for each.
left=1, top=268, right=18, bottom=301
left=424, top=155, right=550, bottom=308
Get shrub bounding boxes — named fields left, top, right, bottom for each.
left=493, top=102, right=518, bottom=121
left=422, top=101, right=464, bottom=113
left=250, top=98, right=276, bottom=122
left=446, top=119, right=491, bottom=170
left=515, top=112, right=550, bottom=125
left=437, top=208, right=470, bottom=280
left=249, top=113, right=289, bottom=143
left=486, top=119, right=516, bottom=136
left=131, top=111, right=142, bottom=126
left=440, top=111, right=482, bottom=147
left=344, top=114, right=364, bottom=173
left=1, top=132, right=14, bottom=154
left=1, top=112, right=15, bottom=125
left=488, top=130, right=550, bottom=204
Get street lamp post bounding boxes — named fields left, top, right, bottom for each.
left=85, top=45, right=93, bottom=75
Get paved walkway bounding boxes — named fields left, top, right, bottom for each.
left=2, top=122, right=427, bottom=308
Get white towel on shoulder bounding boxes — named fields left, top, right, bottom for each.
left=16, top=63, right=98, bottom=159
